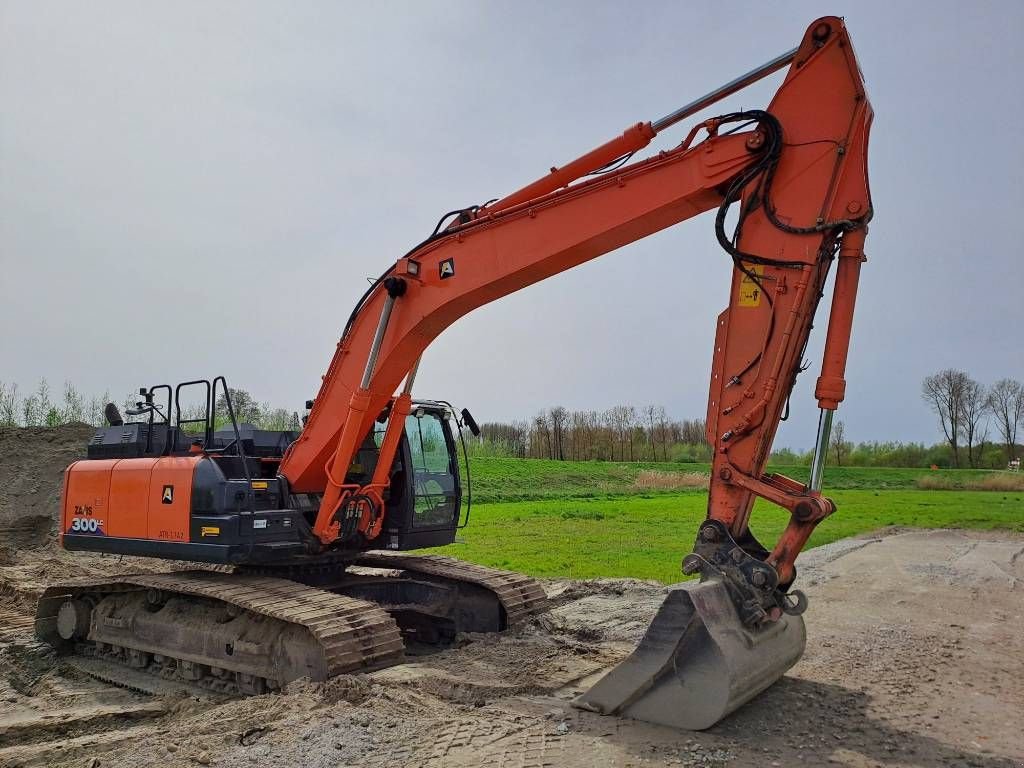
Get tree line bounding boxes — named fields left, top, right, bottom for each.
left=476, top=402, right=1020, bottom=469
left=0, top=379, right=300, bottom=432
left=921, top=371, right=1022, bottom=468
left=3, top=376, right=1020, bottom=470
left=476, top=406, right=709, bottom=463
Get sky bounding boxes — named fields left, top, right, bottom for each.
left=1, top=1, right=1022, bottom=449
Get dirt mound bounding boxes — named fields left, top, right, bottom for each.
left=0, top=424, right=93, bottom=561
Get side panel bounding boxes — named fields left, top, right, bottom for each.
left=106, top=458, right=159, bottom=538
left=147, top=457, right=201, bottom=543
left=62, top=460, right=117, bottom=538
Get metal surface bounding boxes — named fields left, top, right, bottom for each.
left=37, top=556, right=546, bottom=696
left=574, top=578, right=805, bottom=730
left=360, top=294, right=397, bottom=389
left=808, top=408, right=834, bottom=492
left=402, top=356, right=422, bottom=395
left=651, top=47, right=798, bottom=133
left=35, top=571, right=404, bottom=693
left=354, top=552, right=550, bottom=626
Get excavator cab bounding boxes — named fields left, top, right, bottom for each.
left=374, top=402, right=466, bottom=551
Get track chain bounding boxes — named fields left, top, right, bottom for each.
left=353, top=552, right=549, bottom=626
left=36, top=571, right=404, bottom=684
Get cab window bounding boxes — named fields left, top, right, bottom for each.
left=406, top=411, right=459, bottom=528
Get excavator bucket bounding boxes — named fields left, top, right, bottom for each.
left=574, top=577, right=805, bottom=730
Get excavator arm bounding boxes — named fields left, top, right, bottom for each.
left=281, top=15, right=869, bottom=634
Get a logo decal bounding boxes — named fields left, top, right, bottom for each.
left=439, top=258, right=455, bottom=279
left=161, top=485, right=174, bottom=504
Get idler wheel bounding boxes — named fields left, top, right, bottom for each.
left=56, top=599, right=92, bottom=641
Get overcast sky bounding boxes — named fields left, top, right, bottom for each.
left=2, top=1, right=1022, bottom=448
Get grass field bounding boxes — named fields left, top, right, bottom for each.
left=435, top=459, right=1024, bottom=583
left=466, top=457, right=1013, bottom=502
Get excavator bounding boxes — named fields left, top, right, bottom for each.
left=35, top=16, right=871, bottom=731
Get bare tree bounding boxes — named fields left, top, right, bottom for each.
left=655, top=405, right=670, bottom=462
left=549, top=406, right=568, bottom=461
left=987, top=378, right=1023, bottom=461
left=532, top=412, right=552, bottom=459
left=960, top=377, right=988, bottom=468
left=643, top=405, right=659, bottom=460
left=922, top=369, right=969, bottom=467
left=830, top=419, right=848, bottom=466
left=622, top=405, right=638, bottom=461
left=679, top=418, right=706, bottom=445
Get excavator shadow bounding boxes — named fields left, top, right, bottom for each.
left=708, top=676, right=1020, bottom=767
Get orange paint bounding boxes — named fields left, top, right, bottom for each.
left=63, top=456, right=201, bottom=542
left=147, top=457, right=200, bottom=542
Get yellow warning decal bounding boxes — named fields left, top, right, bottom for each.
left=251, top=481, right=269, bottom=490
left=200, top=526, right=220, bottom=537
left=738, top=265, right=764, bottom=307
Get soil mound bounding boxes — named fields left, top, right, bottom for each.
left=0, top=424, right=92, bottom=561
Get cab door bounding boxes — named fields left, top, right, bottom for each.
left=383, top=407, right=462, bottom=550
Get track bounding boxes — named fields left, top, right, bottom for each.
left=353, top=552, right=550, bottom=626
left=35, top=570, right=405, bottom=694
left=33, top=557, right=549, bottom=696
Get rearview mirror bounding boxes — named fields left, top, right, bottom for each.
left=460, top=408, right=481, bottom=437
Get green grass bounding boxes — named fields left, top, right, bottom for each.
left=466, top=457, right=1009, bottom=503
left=438, top=458, right=1024, bottom=582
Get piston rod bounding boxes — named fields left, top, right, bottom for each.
left=360, top=294, right=397, bottom=390
left=808, top=408, right=834, bottom=492
left=651, top=47, right=798, bottom=134
left=402, top=356, right=421, bottom=396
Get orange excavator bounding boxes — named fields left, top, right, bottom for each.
left=36, top=16, right=871, bottom=730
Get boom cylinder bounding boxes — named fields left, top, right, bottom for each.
left=361, top=294, right=398, bottom=389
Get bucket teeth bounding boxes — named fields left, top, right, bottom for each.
left=574, top=578, right=805, bottom=730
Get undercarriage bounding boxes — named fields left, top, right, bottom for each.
left=35, top=554, right=548, bottom=695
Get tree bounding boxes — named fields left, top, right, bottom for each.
left=987, top=378, right=1023, bottom=461
left=261, top=407, right=293, bottom=431
left=215, top=388, right=262, bottom=425
left=532, top=412, right=552, bottom=459
left=654, top=405, right=670, bottom=462
left=959, top=377, right=988, bottom=468
left=0, top=382, right=17, bottom=427
left=644, top=405, right=659, bottom=460
left=922, top=369, right=969, bottom=467
left=549, top=406, right=568, bottom=461
left=61, top=381, right=85, bottom=424
left=830, top=419, right=849, bottom=466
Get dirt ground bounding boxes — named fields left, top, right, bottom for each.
left=0, top=426, right=1021, bottom=767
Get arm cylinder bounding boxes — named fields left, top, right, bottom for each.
left=814, top=228, right=867, bottom=410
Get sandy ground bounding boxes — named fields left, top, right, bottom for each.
left=0, top=426, right=1021, bottom=767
